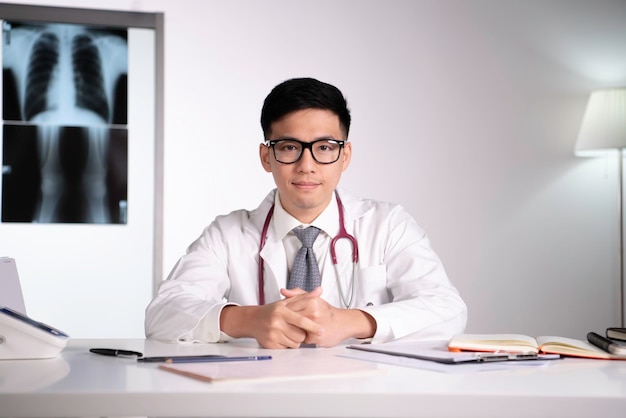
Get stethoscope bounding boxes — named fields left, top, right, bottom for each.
left=257, top=192, right=359, bottom=308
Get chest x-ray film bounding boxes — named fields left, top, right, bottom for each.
left=1, top=21, right=128, bottom=224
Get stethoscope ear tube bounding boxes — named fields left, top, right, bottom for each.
left=330, top=192, right=359, bottom=264
left=257, top=204, right=274, bottom=306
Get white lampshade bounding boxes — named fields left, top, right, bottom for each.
left=576, top=88, right=626, bottom=157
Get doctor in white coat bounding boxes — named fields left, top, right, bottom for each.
left=145, top=78, right=467, bottom=348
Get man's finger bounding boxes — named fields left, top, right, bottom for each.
left=281, top=286, right=323, bottom=299
left=283, top=308, right=324, bottom=336
left=281, top=287, right=306, bottom=298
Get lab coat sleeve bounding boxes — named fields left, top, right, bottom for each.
left=357, top=204, right=467, bottom=343
left=144, top=211, right=251, bottom=343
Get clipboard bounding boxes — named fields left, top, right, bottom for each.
left=346, top=343, right=561, bottom=364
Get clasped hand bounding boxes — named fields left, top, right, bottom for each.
left=253, top=287, right=346, bottom=349
left=221, top=287, right=375, bottom=349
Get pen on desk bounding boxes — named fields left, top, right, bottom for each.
left=475, top=353, right=510, bottom=362
left=138, top=355, right=272, bottom=363
left=167, top=355, right=272, bottom=364
left=138, top=354, right=225, bottom=363
left=587, top=332, right=626, bottom=355
left=90, top=348, right=143, bottom=358
left=507, top=353, right=538, bottom=360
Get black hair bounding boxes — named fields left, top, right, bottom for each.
left=260, top=77, right=351, bottom=139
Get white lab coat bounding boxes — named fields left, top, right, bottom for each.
left=145, top=188, right=467, bottom=344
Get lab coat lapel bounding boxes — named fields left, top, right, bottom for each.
left=258, top=238, right=286, bottom=302
left=246, top=189, right=285, bottom=304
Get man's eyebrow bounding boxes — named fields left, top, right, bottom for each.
left=273, top=136, right=299, bottom=141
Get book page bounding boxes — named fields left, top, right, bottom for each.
left=536, top=336, right=625, bottom=359
left=448, top=333, right=539, bottom=353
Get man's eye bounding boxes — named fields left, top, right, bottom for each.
left=316, top=142, right=337, bottom=152
left=275, top=141, right=298, bottom=151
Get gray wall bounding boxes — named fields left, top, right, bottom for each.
left=6, top=0, right=626, bottom=339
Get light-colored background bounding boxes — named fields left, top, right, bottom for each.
left=2, top=0, right=626, bottom=339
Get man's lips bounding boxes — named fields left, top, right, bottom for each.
left=292, top=181, right=320, bottom=189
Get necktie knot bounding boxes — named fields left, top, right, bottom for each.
left=292, top=226, right=320, bottom=248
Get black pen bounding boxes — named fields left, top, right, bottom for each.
left=90, top=348, right=144, bottom=357
left=587, top=332, right=626, bottom=355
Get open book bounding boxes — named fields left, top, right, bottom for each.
left=448, top=333, right=626, bottom=360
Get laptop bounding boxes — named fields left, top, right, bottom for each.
left=0, top=257, right=27, bottom=314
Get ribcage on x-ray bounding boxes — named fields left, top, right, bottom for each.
left=72, top=34, right=109, bottom=123
left=1, top=23, right=128, bottom=224
left=24, top=32, right=59, bottom=121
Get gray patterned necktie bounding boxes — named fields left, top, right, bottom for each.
left=288, top=226, right=321, bottom=291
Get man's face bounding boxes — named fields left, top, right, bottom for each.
left=259, top=108, right=351, bottom=223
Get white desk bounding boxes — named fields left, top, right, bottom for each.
left=1, top=338, right=625, bottom=417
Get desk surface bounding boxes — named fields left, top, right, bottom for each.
left=1, top=338, right=625, bottom=418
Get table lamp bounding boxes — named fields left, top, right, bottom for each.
left=575, top=87, right=626, bottom=326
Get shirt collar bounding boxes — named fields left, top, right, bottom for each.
left=272, top=191, right=339, bottom=239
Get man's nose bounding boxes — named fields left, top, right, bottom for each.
left=296, top=147, right=317, bottom=169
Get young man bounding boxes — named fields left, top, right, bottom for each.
left=145, top=78, right=467, bottom=348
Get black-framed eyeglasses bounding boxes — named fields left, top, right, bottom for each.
left=266, top=138, right=345, bottom=164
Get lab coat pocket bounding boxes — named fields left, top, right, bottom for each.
left=356, top=265, right=389, bottom=307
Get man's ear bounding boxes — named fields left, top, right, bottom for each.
left=341, top=141, right=352, bottom=172
left=259, top=143, right=272, bottom=172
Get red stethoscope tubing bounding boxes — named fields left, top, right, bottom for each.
left=257, top=193, right=358, bottom=305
